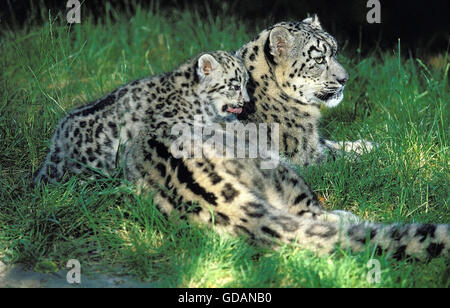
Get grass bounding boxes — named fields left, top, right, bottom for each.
left=0, top=2, right=449, bottom=287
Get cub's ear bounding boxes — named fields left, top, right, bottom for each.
left=269, top=26, right=294, bottom=63
left=302, top=14, right=323, bottom=30
left=197, top=53, right=220, bottom=80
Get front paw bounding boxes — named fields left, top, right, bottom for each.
left=330, top=210, right=361, bottom=224
left=344, top=139, right=377, bottom=155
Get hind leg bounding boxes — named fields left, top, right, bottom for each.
left=126, top=147, right=344, bottom=253
left=126, top=133, right=448, bottom=260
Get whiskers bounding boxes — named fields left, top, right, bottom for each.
left=313, top=85, right=342, bottom=102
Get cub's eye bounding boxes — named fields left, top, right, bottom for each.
left=315, top=57, right=325, bottom=64
left=232, top=85, right=240, bottom=91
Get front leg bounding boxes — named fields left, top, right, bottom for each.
left=262, top=162, right=361, bottom=225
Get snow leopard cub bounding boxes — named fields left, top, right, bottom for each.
left=33, top=51, right=249, bottom=185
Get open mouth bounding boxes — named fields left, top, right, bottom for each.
left=222, top=105, right=243, bottom=114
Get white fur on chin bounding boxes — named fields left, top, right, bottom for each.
left=324, top=91, right=344, bottom=108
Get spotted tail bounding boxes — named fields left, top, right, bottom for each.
left=335, top=222, right=449, bottom=260
left=232, top=203, right=449, bottom=260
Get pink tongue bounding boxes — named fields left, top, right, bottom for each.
left=226, top=106, right=243, bottom=114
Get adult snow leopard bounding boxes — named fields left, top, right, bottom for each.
left=237, top=15, right=375, bottom=166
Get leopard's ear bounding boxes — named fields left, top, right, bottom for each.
left=302, top=14, right=322, bottom=30
left=269, top=26, right=294, bottom=63
left=197, top=53, right=220, bottom=80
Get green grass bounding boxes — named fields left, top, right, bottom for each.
left=0, top=3, right=449, bottom=287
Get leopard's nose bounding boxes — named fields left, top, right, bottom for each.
left=337, top=77, right=348, bottom=86
left=336, top=70, right=349, bottom=86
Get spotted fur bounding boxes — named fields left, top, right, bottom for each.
left=237, top=16, right=375, bottom=166
left=33, top=51, right=248, bottom=185
left=123, top=47, right=447, bottom=260
left=33, top=30, right=448, bottom=261
left=125, top=86, right=449, bottom=260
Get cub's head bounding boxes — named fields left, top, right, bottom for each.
left=195, top=51, right=249, bottom=121
left=266, top=16, right=348, bottom=107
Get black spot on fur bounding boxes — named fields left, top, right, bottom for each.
left=271, top=215, right=299, bottom=232
left=79, top=95, right=115, bottom=117
left=305, top=223, right=337, bottom=238
left=117, top=88, right=128, bottom=99
left=234, top=225, right=255, bottom=240
left=347, top=224, right=367, bottom=244
left=50, top=152, right=61, bottom=164
left=95, top=123, right=103, bottom=138
left=389, top=225, right=409, bottom=241
left=294, top=193, right=307, bottom=204
left=415, top=224, right=436, bottom=242
left=107, top=122, right=118, bottom=138
left=147, top=138, right=217, bottom=206
left=209, top=172, right=222, bottom=185
left=147, top=138, right=171, bottom=160
left=393, top=245, right=407, bottom=260
left=297, top=210, right=308, bottom=216
left=185, top=201, right=202, bottom=215
left=214, top=211, right=231, bottom=226
left=426, top=243, right=444, bottom=258
left=155, top=163, right=166, bottom=177
left=47, top=164, right=59, bottom=179
left=242, top=202, right=266, bottom=218
left=261, top=226, right=281, bottom=239
left=221, top=183, right=239, bottom=203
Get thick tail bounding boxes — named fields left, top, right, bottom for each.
left=337, top=222, right=449, bottom=260
left=231, top=202, right=449, bottom=260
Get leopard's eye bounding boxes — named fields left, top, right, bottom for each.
left=233, top=85, right=240, bottom=91
left=315, top=57, right=325, bottom=64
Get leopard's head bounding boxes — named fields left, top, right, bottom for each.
left=196, top=51, right=249, bottom=121
left=266, top=16, right=348, bottom=107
